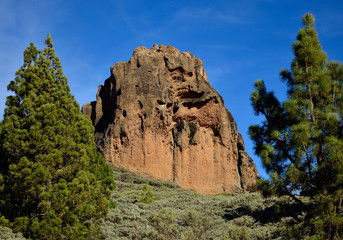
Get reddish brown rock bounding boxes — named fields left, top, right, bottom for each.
left=82, top=44, right=258, bottom=194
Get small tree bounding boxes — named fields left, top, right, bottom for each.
left=140, top=184, right=154, bottom=204
left=250, top=13, right=343, bottom=238
left=0, top=35, right=115, bottom=239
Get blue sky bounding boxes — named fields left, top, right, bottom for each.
left=1, top=0, right=342, bottom=178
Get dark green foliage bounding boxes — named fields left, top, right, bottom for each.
left=0, top=35, right=115, bottom=239
left=101, top=167, right=308, bottom=239
left=140, top=184, right=154, bottom=204
left=250, top=13, right=343, bottom=239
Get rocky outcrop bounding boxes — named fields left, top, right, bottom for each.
left=82, top=44, right=258, bottom=194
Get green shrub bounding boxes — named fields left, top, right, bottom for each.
left=146, top=208, right=180, bottom=240
left=140, top=184, right=154, bottom=204
left=181, top=209, right=213, bottom=240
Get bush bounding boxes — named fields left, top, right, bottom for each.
left=140, top=184, right=154, bottom=204
left=0, top=226, right=26, bottom=240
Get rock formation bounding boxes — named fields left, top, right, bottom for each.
left=82, top=44, right=258, bottom=194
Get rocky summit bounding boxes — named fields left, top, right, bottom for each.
left=82, top=44, right=258, bottom=194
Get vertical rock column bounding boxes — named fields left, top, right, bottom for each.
left=82, top=44, right=258, bottom=194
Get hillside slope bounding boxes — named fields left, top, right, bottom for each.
left=102, top=168, right=306, bottom=239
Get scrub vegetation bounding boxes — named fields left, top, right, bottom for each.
left=101, top=167, right=307, bottom=240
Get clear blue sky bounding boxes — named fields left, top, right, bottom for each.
left=1, top=0, right=342, bottom=179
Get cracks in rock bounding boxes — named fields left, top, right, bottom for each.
left=237, top=150, right=244, bottom=191
left=138, top=114, right=145, bottom=132
left=120, top=128, right=128, bottom=145
left=138, top=114, right=146, bottom=165
left=171, top=127, right=177, bottom=182
left=163, top=56, right=169, bottom=68
left=116, top=88, right=121, bottom=96
left=172, top=121, right=183, bottom=149
left=188, top=122, right=198, bottom=145
left=89, top=101, right=97, bottom=124
left=138, top=100, right=143, bottom=109
left=170, top=120, right=199, bottom=183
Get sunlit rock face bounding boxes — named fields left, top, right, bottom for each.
left=82, top=44, right=258, bottom=194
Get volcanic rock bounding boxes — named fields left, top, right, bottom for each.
left=82, top=44, right=258, bottom=194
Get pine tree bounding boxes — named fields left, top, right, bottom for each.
left=0, top=35, right=115, bottom=239
left=140, top=184, right=154, bottom=204
left=250, top=13, right=343, bottom=238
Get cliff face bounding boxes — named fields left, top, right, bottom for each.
left=82, top=44, right=258, bottom=194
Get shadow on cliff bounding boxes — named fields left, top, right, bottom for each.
left=91, top=75, right=118, bottom=134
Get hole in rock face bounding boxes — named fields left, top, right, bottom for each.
left=123, top=110, right=127, bottom=117
left=170, top=67, right=185, bottom=73
left=137, top=62, right=141, bottom=68
left=175, top=90, right=204, bottom=99
left=135, top=85, right=140, bottom=88
left=157, top=100, right=166, bottom=105
left=172, top=75, right=182, bottom=81
left=187, top=72, right=193, bottom=77
left=173, top=106, right=179, bottom=114
left=213, top=128, right=220, bottom=137
left=181, top=97, right=217, bottom=109
left=166, top=103, right=172, bottom=108
left=183, top=101, right=208, bottom=109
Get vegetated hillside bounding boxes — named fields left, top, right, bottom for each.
left=102, top=168, right=306, bottom=240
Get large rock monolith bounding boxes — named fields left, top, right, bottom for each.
left=82, top=44, right=258, bottom=194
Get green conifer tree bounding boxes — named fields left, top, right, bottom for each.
left=140, top=184, right=154, bottom=204
left=0, top=35, right=115, bottom=239
left=250, top=13, right=343, bottom=238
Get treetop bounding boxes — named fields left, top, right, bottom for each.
left=302, top=13, right=315, bottom=28
left=44, top=34, right=53, bottom=48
